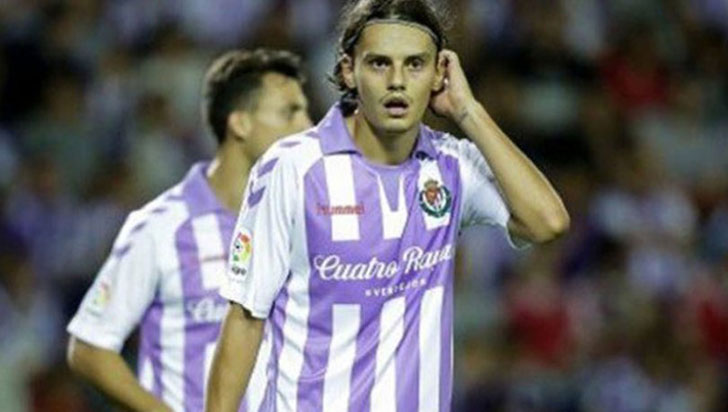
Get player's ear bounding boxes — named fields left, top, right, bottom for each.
left=432, top=51, right=446, bottom=92
left=228, top=110, right=253, bottom=142
left=341, top=54, right=356, bottom=90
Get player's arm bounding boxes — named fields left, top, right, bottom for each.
left=66, top=215, right=169, bottom=411
left=430, top=50, right=569, bottom=243
left=207, top=148, right=297, bottom=411
left=67, top=337, right=172, bottom=412
left=205, top=303, right=264, bottom=412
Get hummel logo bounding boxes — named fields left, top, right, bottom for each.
left=317, top=204, right=365, bottom=216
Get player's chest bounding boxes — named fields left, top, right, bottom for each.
left=299, top=157, right=462, bottom=303
left=302, top=156, right=462, bottom=246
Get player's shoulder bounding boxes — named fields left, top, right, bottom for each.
left=425, top=125, right=475, bottom=159
left=113, top=185, right=189, bottom=250
left=257, top=128, right=324, bottom=176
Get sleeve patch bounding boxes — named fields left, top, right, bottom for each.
left=230, top=228, right=253, bottom=280
left=87, top=280, right=112, bottom=315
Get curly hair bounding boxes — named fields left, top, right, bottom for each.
left=331, top=0, right=450, bottom=116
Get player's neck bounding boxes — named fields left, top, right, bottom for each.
left=347, top=111, right=419, bottom=166
left=206, top=143, right=251, bottom=214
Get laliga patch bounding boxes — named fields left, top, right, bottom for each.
left=418, top=179, right=452, bottom=218
left=88, top=280, right=111, bottom=314
left=230, top=228, right=253, bottom=278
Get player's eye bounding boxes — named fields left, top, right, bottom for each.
left=280, top=106, right=295, bottom=120
left=369, top=58, right=389, bottom=70
left=408, top=58, right=425, bottom=71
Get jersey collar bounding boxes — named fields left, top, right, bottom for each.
left=180, top=162, right=231, bottom=217
left=317, top=103, right=438, bottom=160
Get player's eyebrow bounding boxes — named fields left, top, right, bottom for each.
left=361, top=52, right=391, bottom=61
left=361, top=51, right=432, bottom=62
left=404, top=52, right=432, bottom=63
left=406, top=52, right=431, bottom=60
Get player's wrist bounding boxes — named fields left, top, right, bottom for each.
left=454, top=100, right=484, bottom=129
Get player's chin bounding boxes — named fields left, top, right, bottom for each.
left=375, top=114, right=415, bottom=133
left=381, top=120, right=415, bottom=135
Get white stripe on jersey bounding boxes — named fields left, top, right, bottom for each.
left=192, top=214, right=226, bottom=290
left=377, top=175, right=408, bottom=239
left=371, top=297, right=406, bottom=412
left=323, top=155, right=360, bottom=242
left=276, top=266, right=311, bottom=412
left=204, top=342, right=217, bottom=399
left=140, top=358, right=154, bottom=392
left=322, top=304, right=361, bottom=412
left=419, top=286, right=444, bottom=412
left=418, top=159, right=451, bottom=230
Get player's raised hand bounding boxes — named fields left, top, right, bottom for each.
left=429, top=50, right=477, bottom=124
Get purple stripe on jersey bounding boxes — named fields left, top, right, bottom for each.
left=112, top=206, right=171, bottom=258
left=347, top=306, right=380, bottom=412
left=379, top=169, right=403, bottom=211
left=261, top=285, right=290, bottom=411
left=247, top=187, right=266, bottom=208
left=150, top=206, right=168, bottom=214
left=112, top=243, right=133, bottom=258
left=295, top=293, right=331, bottom=411
left=140, top=295, right=164, bottom=398
left=176, top=220, right=203, bottom=411
left=279, top=140, right=301, bottom=148
left=396, top=294, right=421, bottom=412
left=257, top=158, right=279, bottom=178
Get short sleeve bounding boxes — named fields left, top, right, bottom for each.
left=458, top=139, right=510, bottom=228
left=220, top=154, right=296, bottom=319
left=67, top=214, right=159, bottom=352
left=457, top=139, right=528, bottom=248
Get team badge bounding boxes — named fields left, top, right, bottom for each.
left=418, top=179, right=452, bottom=218
left=231, top=229, right=252, bottom=277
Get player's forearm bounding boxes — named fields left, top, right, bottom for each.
left=206, top=302, right=264, bottom=412
left=457, top=101, right=570, bottom=242
left=67, top=336, right=172, bottom=412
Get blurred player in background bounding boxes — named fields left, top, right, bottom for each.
left=66, top=48, right=312, bottom=412
left=206, top=0, right=569, bottom=411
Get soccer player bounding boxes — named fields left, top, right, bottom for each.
left=206, top=1, right=570, bottom=411
left=66, top=49, right=312, bottom=412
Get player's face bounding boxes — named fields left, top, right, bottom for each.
left=245, top=72, right=312, bottom=160
left=347, top=23, right=442, bottom=135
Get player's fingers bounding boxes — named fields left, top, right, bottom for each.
left=440, top=49, right=459, bottom=64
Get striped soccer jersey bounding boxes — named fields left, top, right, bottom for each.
left=68, top=163, right=269, bottom=412
left=221, top=104, right=516, bottom=412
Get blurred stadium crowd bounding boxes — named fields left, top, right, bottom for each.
left=0, top=0, right=727, bottom=411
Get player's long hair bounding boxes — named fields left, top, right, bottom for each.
left=331, top=0, right=451, bottom=116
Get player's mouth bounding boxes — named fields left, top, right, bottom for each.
left=382, top=96, right=410, bottom=118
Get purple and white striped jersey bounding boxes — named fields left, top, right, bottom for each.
left=221, top=104, right=516, bottom=412
left=68, top=163, right=269, bottom=412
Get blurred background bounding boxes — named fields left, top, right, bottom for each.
left=0, top=0, right=727, bottom=411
